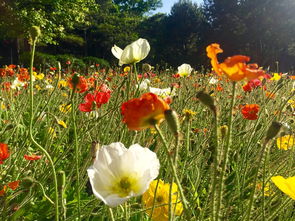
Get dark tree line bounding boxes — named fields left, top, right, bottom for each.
left=0, top=0, right=294, bottom=71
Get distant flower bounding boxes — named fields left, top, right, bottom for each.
left=243, top=78, right=262, bottom=92
left=79, top=91, right=111, bottom=112
left=0, top=185, right=7, bottom=196
left=241, top=104, right=260, bottom=120
left=50, top=67, right=57, bottom=71
left=142, top=179, right=183, bottom=221
left=270, top=73, right=282, bottom=81
left=265, top=91, right=275, bottom=99
left=57, top=119, right=67, bottom=128
left=17, top=68, right=30, bottom=82
left=183, top=109, right=197, bottom=118
left=8, top=180, right=20, bottom=190
left=111, top=38, right=150, bottom=66
left=276, top=135, right=295, bottom=150
left=87, top=142, right=160, bottom=207
left=124, top=66, right=131, bottom=72
left=177, top=64, right=193, bottom=77
left=0, top=143, right=9, bottom=164
left=206, top=43, right=265, bottom=81
left=68, top=75, right=88, bottom=93
left=209, top=77, right=219, bottom=84
left=58, top=80, right=68, bottom=88
left=24, top=154, right=42, bottom=161
left=256, top=182, right=274, bottom=197
left=121, top=93, right=170, bottom=130
left=59, top=104, right=72, bottom=113
left=11, top=78, right=25, bottom=90
left=149, top=87, right=175, bottom=99
left=48, top=127, right=56, bottom=138
left=45, top=84, right=54, bottom=90
left=137, top=79, right=151, bottom=91
left=33, top=72, right=44, bottom=80
left=271, top=176, right=295, bottom=200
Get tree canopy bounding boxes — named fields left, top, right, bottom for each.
left=0, top=0, right=294, bottom=71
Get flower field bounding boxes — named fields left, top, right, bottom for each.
left=1, top=34, right=295, bottom=221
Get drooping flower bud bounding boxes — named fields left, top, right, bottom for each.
left=196, top=91, right=217, bottom=115
left=265, top=121, right=282, bottom=143
left=29, top=26, right=41, bottom=41
left=165, top=109, right=180, bottom=136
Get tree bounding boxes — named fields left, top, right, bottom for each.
left=161, top=0, right=207, bottom=68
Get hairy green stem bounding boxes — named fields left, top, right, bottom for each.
left=215, top=81, right=236, bottom=220
left=154, top=124, right=190, bottom=217
left=70, top=90, right=81, bottom=220
left=211, top=112, right=220, bottom=221
left=29, top=38, right=59, bottom=220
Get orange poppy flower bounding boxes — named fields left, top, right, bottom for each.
left=17, top=68, right=30, bottom=82
left=0, top=185, right=7, bottom=196
left=241, top=104, right=260, bottom=120
left=8, top=180, right=20, bottom=190
left=0, top=143, right=9, bottom=164
left=68, top=75, right=88, bottom=93
left=206, top=43, right=264, bottom=81
left=121, top=93, right=170, bottom=130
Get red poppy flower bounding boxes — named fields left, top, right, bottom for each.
left=79, top=91, right=111, bottom=112
left=8, top=180, right=20, bottom=190
left=241, top=104, right=260, bottom=120
left=121, top=93, right=170, bottom=130
left=243, top=78, right=262, bottom=92
left=50, top=67, right=57, bottom=71
left=0, top=143, right=9, bottom=164
left=24, top=154, right=42, bottom=161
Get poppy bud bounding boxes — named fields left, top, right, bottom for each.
left=30, top=26, right=41, bottom=41
left=57, top=170, right=66, bottom=192
left=142, top=63, right=152, bottom=72
left=265, top=121, right=282, bottom=143
left=22, top=177, right=35, bottom=189
left=165, top=109, right=180, bottom=136
left=196, top=91, right=217, bottom=115
left=71, top=73, right=80, bottom=90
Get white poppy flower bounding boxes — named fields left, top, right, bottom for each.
left=11, top=78, right=25, bottom=90
left=209, top=77, right=219, bottom=84
left=149, top=87, right=176, bottom=98
left=87, top=142, right=160, bottom=207
left=177, top=63, right=193, bottom=77
left=137, top=79, right=150, bottom=91
left=111, top=38, right=150, bottom=66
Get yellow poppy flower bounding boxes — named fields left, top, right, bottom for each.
left=271, top=176, right=295, bottom=200
left=276, top=135, right=295, bottom=150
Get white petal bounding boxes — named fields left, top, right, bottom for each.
left=120, top=38, right=150, bottom=65
left=111, top=45, right=123, bottom=60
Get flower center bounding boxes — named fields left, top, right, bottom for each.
left=112, top=175, right=139, bottom=197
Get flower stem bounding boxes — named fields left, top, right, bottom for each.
left=29, top=38, right=59, bottom=221
left=108, top=207, right=115, bottom=221
left=70, top=91, right=81, bottom=220
left=154, top=124, right=190, bottom=217
left=211, top=111, right=220, bottom=221
left=215, top=81, right=236, bottom=220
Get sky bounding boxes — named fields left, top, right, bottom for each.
left=154, top=0, right=203, bottom=14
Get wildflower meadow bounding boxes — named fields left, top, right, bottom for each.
left=1, top=1, right=295, bottom=221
